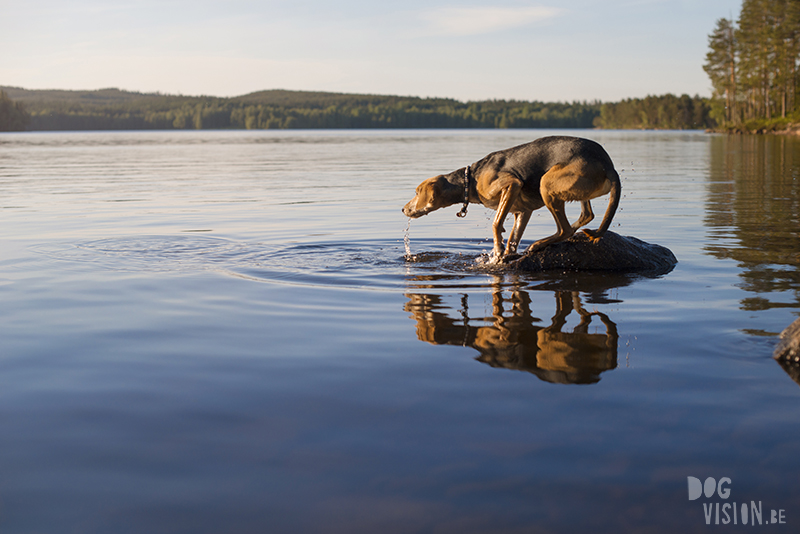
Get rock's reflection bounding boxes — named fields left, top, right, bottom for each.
left=405, top=288, right=618, bottom=384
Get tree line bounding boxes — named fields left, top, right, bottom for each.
left=0, top=91, right=30, bottom=131
left=592, top=94, right=713, bottom=129
left=704, top=0, right=800, bottom=130
left=0, top=86, right=713, bottom=131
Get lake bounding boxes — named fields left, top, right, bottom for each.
left=1, top=129, right=799, bottom=533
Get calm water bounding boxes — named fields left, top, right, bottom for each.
left=1, top=129, right=799, bottom=533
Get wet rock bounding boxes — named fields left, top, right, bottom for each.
left=775, top=317, right=800, bottom=388
left=774, top=317, right=800, bottom=363
left=508, top=231, right=677, bottom=274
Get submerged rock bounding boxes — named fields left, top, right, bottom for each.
left=508, top=231, right=677, bottom=274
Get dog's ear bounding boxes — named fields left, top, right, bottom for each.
left=429, top=175, right=447, bottom=196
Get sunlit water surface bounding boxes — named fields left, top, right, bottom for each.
left=2, top=130, right=800, bottom=533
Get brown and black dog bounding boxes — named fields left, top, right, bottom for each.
left=402, top=136, right=621, bottom=261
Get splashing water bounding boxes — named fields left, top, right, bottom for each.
left=404, top=218, right=412, bottom=257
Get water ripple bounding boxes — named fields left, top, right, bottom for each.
left=31, top=235, right=511, bottom=290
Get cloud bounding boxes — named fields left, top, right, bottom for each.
left=421, top=5, right=561, bottom=36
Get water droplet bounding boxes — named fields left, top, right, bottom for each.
left=404, top=218, right=412, bottom=257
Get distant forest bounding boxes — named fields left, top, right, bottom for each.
left=0, top=86, right=713, bottom=132
left=704, top=0, right=800, bottom=130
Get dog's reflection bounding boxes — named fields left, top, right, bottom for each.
left=405, top=289, right=618, bottom=384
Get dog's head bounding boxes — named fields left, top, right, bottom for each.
left=402, top=175, right=453, bottom=218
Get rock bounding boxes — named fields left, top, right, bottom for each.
left=508, top=231, right=677, bottom=274
left=775, top=317, right=800, bottom=388
left=774, top=317, right=800, bottom=363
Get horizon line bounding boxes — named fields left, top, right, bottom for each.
left=1, top=84, right=711, bottom=104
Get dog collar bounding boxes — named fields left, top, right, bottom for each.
left=456, top=165, right=470, bottom=218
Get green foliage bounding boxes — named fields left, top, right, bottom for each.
left=0, top=86, right=714, bottom=131
left=704, top=0, right=800, bottom=128
left=1, top=86, right=606, bottom=131
left=704, top=17, right=738, bottom=123
left=0, top=90, right=30, bottom=131
left=593, top=94, right=714, bottom=129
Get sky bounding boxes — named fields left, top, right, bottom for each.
left=1, top=0, right=743, bottom=102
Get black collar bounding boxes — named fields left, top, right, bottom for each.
left=456, top=165, right=470, bottom=218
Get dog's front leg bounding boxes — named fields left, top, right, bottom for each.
left=491, top=185, right=519, bottom=259
left=505, top=211, right=532, bottom=255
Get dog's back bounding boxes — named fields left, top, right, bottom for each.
left=480, top=136, right=615, bottom=184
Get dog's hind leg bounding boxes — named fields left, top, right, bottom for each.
left=524, top=197, right=574, bottom=254
left=571, top=201, right=594, bottom=231
left=582, top=168, right=621, bottom=243
left=523, top=163, right=577, bottom=254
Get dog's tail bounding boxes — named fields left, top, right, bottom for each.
left=584, top=168, right=621, bottom=242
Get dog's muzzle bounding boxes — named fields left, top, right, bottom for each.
left=402, top=200, right=420, bottom=218
left=403, top=198, right=433, bottom=218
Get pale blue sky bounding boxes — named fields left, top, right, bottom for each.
left=1, top=0, right=742, bottom=101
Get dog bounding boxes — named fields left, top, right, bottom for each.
left=402, top=136, right=621, bottom=261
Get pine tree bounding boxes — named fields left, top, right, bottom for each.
left=705, top=0, right=800, bottom=126
left=737, top=0, right=773, bottom=120
left=703, top=18, right=738, bottom=123
left=771, top=0, right=800, bottom=117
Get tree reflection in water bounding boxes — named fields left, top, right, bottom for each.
left=706, top=135, right=800, bottom=313
left=706, top=135, right=800, bottom=387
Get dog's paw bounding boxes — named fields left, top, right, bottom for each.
left=582, top=229, right=602, bottom=244
left=500, top=253, right=522, bottom=263
left=488, top=249, right=506, bottom=263
left=477, top=252, right=502, bottom=265
left=524, top=243, right=544, bottom=255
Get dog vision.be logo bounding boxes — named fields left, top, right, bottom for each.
left=688, top=476, right=786, bottom=526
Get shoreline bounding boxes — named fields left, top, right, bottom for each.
left=708, top=122, right=800, bottom=135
